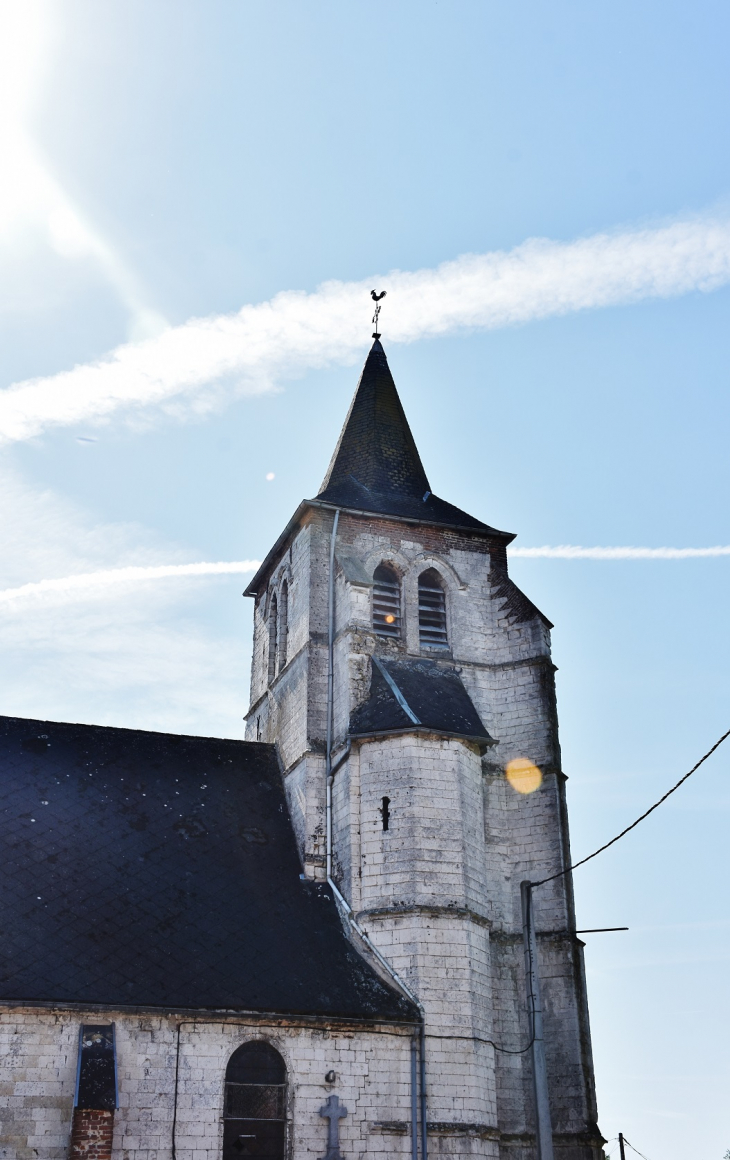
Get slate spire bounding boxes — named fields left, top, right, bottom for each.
left=318, top=340, right=431, bottom=504
left=315, top=340, right=513, bottom=537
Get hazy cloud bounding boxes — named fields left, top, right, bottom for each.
left=0, top=560, right=261, bottom=605
left=0, top=468, right=249, bottom=736
left=2, top=211, right=730, bottom=443
left=509, top=545, right=730, bottom=559
left=2, top=544, right=728, bottom=613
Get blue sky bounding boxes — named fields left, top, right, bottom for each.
left=1, top=3, right=729, bottom=1157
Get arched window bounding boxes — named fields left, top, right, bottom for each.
left=418, top=569, right=448, bottom=648
left=267, top=594, right=278, bottom=684
left=372, top=564, right=401, bottom=638
left=278, top=582, right=288, bottom=671
left=223, top=1041, right=287, bottom=1160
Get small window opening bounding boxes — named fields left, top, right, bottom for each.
left=267, top=593, right=278, bottom=684
left=380, top=796, right=391, bottom=831
left=278, top=582, right=289, bottom=671
left=373, top=565, right=401, bottom=638
left=223, top=1041, right=286, bottom=1160
left=418, top=569, right=448, bottom=648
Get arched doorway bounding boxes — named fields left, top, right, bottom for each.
left=222, top=1041, right=287, bottom=1160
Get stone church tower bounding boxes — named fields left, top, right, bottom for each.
left=0, top=336, right=602, bottom=1159
left=244, top=339, right=602, bottom=1159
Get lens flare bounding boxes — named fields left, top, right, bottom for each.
left=385, top=614, right=395, bottom=624
left=505, top=758, right=542, bottom=795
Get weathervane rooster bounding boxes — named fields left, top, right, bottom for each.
left=371, top=289, right=386, bottom=338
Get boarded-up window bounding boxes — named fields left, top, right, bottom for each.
left=418, top=569, right=448, bottom=648
left=278, top=582, right=288, bottom=671
left=372, top=564, right=401, bottom=638
left=267, top=594, right=278, bottom=684
left=223, top=1041, right=286, bottom=1160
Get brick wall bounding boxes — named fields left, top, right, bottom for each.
left=69, top=1109, right=114, bottom=1159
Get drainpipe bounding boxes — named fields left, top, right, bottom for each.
left=325, top=508, right=340, bottom=882
left=323, top=507, right=427, bottom=1160
left=411, top=1034, right=419, bottom=1160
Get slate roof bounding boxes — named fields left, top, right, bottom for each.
left=0, top=715, right=416, bottom=1020
left=350, top=657, right=495, bottom=750
left=315, top=340, right=513, bottom=537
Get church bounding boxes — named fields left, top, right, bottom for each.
left=0, top=338, right=603, bottom=1160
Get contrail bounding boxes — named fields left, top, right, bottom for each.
left=0, top=561, right=261, bottom=604
left=509, top=545, right=730, bottom=559
left=2, top=210, right=730, bottom=442
left=0, top=548, right=727, bottom=607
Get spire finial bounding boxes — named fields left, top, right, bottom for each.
left=370, top=289, right=386, bottom=339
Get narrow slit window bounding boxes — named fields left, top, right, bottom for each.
left=372, top=565, right=401, bottom=638
left=223, top=1041, right=286, bottom=1160
left=418, top=569, right=448, bottom=648
left=267, top=593, right=278, bottom=684
left=380, top=796, right=391, bottom=832
left=278, top=582, right=288, bottom=671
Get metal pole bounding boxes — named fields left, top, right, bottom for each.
left=618, top=1133, right=626, bottom=1160
left=521, top=881, right=554, bottom=1160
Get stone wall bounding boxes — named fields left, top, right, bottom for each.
left=242, top=504, right=602, bottom=1159
left=0, top=1009, right=416, bottom=1160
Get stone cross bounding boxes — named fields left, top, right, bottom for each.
left=319, top=1093, right=348, bottom=1160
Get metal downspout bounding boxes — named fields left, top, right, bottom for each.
left=411, top=1035, right=419, bottom=1160
left=325, top=508, right=340, bottom=882
left=324, top=508, right=427, bottom=1160
left=419, top=1022, right=428, bottom=1160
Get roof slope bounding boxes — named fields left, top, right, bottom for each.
left=0, top=716, right=415, bottom=1020
left=350, top=657, right=495, bottom=750
left=316, top=340, right=512, bottom=536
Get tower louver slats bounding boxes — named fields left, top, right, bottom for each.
left=419, top=573, right=447, bottom=647
left=373, top=566, right=401, bottom=638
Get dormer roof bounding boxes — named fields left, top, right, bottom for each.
left=350, top=657, right=496, bottom=752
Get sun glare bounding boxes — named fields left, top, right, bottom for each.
left=0, top=0, right=165, bottom=338
left=0, top=0, right=56, bottom=234
left=505, top=758, right=543, bottom=795
left=0, top=0, right=51, bottom=118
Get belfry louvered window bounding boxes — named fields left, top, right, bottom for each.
left=372, top=564, right=401, bottom=638
left=418, top=569, right=448, bottom=648
left=223, top=1041, right=287, bottom=1160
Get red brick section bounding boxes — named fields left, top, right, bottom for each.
left=69, top=1109, right=114, bottom=1160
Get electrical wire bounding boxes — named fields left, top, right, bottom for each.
left=617, top=1141, right=649, bottom=1160
left=426, top=888, right=539, bottom=1056
left=171, top=1022, right=181, bottom=1160
left=422, top=891, right=539, bottom=1056
left=535, top=725, right=730, bottom=887
left=425, top=1031, right=534, bottom=1056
